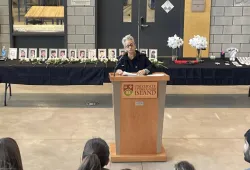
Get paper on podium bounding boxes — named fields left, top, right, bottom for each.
left=147, top=73, right=165, bottom=76
left=122, top=71, right=137, bottom=76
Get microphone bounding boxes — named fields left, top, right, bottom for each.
left=113, top=55, right=125, bottom=77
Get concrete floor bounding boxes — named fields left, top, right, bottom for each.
left=0, top=84, right=250, bottom=170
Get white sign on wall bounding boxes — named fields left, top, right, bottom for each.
left=161, top=0, right=174, bottom=13
left=71, top=0, right=90, bottom=6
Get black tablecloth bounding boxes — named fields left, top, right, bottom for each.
left=0, top=61, right=105, bottom=85
left=105, top=58, right=250, bottom=85
left=158, top=59, right=250, bottom=85
left=0, top=59, right=250, bottom=86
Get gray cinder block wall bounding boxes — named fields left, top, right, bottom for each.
left=67, top=0, right=95, bottom=49
left=210, top=0, right=250, bottom=57
left=0, top=0, right=10, bottom=50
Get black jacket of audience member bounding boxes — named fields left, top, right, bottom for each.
left=115, top=50, right=154, bottom=74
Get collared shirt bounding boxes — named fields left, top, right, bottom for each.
left=115, top=50, right=154, bottom=74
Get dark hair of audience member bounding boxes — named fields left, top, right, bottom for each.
left=0, top=137, right=23, bottom=170
left=78, top=154, right=101, bottom=170
left=175, top=161, right=195, bottom=170
left=244, top=129, right=250, bottom=163
left=82, top=138, right=110, bottom=168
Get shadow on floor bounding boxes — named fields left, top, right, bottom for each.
left=1, top=93, right=250, bottom=108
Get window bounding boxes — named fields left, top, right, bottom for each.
left=146, top=0, right=155, bottom=22
left=123, top=0, right=132, bottom=22
left=12, top=0, right=65, bottom=33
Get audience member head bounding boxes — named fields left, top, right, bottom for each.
left=244, top=129, right=250, bottom=163
left=78, top=154, right=101, bottom=170
left=175, top=161, right=195, bottom=170
left=82, top=138, right=110, bottom=168
left=0, top=137, right=23, bottom=170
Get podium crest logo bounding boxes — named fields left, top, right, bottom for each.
left=123, top=84, right=133, bottom=96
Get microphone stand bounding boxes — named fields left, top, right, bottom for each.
left=113, top=55, right=125, bottom=77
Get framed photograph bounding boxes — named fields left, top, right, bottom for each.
left=108, top=49, right=117, bottom=59
left=119, top=49, right=126, bottom=56
left=139, top=49, right=148, bottom=57
left=69, top=49, right=77, bottom=58
left=39, top=48, right=47, bottom=60
left=149, top=49, right=158, bottom=59
left=78, top=49, right=87, bottom=59
left=28, top=48, right=37, bottom=59
left=98, top=49, right=107, bottom=59
left=59, top=49, right=67, bottom=58
left=49, top=49, right=58, bottom=58
left=8, top=48, right=17, bottom=60
left=19, top=48, right=27, bottom=60
left=88, top=49, right=96, bottom=59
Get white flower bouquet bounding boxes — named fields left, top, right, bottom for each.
left=167, top=34, right=183, bottom=49
left=31, top=57, right=43, bottom=64
left=45, top=58, right=63, bottom=65
left=69, top=57, right=80, bottom=63
left=19, top=57, right=30, bottom=63
left=167, top=34, right=183, bottom=61
left=189, top=35, right=208, bottom=61
left=189, top=35, right=208, bottom=50
left=110, top=57, right=118, bottom=63
left=149, top=58, right=167, bottom=69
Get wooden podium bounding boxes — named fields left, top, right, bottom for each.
left=109, top=72, right=170, bottom=162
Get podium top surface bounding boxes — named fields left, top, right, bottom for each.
left=109, top=72, right=170, bottom=82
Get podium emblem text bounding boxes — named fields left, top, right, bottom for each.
left=121, top=82, right=158, bottom=98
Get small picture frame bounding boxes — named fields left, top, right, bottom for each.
left=8, top=48, right=17, bottom=60
left=59, top=49, right=67, bottom=59
left=88, top=49, right=96, bottom=59
left=39, top=48, right=48, bottom=60
left=108, top=49, right=117, bottom=59
left=69, top=49, right=77, bottom=58
left=28, top=48, right=37, bottom=59
left=98, top=49, right=107, bottom=59
left=78, top=49, right=87, bottom=59
left=149, top=49, right=157, bottom=59
left=119, top=49, right=126, bottom=56
left=19, top=48, right=27, bottom=60
left=49, top=49, right=58, bottom=59
left=139, top=49, right=148, bottom=57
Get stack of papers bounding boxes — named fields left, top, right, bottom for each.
left=147, top=73, right=165, bottom=76
left=122, top=71, right=137, bottom=76
left=122, top=72, right=165, bottom=76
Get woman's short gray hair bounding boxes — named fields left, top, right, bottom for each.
left=122, top=34, right=135, bottom=47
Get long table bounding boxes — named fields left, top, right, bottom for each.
left=24, top=6, right=64, bottom=24
left=0, top=59, right=250, bottom=106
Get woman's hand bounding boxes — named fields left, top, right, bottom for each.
left=137, top=69, right=146, bottom=75
left=116, top=69, right=123, bottom=75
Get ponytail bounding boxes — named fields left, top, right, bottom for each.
left=78, top=154, right=101, bottom=170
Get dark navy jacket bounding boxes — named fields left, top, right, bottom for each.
left=115, top=50, right=154, bottom=74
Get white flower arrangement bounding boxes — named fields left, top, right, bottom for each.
left=167, top=34, right=184, bottom=49
left=110, top=57, right=118, bottom=62
left=91, top=57, right=98, bottom=62
left=149, top=58, right=167, bottom=68
left=31, top=57, right=43, bottom=64
left=69, top=57, right=80, bottom=63
left=20, top=57, right=30, bottom=63
left=99, top=57, right=109, bottom=63
left=189, top=35, right=208, bottom=49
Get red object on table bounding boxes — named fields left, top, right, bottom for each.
left=174, top=60, right=199, bottom=64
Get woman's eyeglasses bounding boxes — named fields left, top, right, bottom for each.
left=125, top=43, right=134, bottom=48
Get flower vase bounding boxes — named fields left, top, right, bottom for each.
left=172, top=48, right=178, bottom=61
left=196, top=49, right=202, bottom=61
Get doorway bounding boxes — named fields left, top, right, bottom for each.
left=97, top=0, right=184, bottom=57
